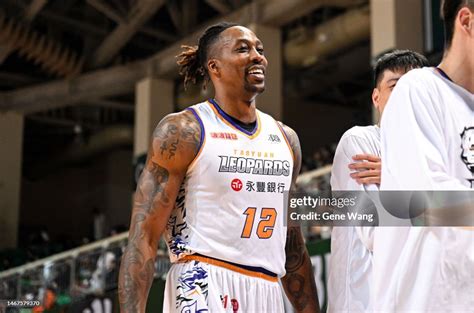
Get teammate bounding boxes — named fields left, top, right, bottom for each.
left=118, top=22, right=319, bottom=312
left=328, top=50, right=428, bottom=312
left=374, top=0, right=474, bottom=311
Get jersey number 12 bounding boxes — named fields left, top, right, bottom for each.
left=241, top=207, right=277, bottom=239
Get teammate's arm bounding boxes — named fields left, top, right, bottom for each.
left=349, top=154, right=381, bottom=185
left=279, top=124, right=320, bottom=313
left=118, top=111, right=201, bottom=313
left=332, top=134, right=379, bottom=191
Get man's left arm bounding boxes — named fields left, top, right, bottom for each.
left=279, top=123, right=320, bottom=313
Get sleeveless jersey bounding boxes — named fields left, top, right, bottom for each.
left=163, top=99, right=294, bottom=277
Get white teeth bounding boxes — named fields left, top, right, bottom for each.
left=249, top=69, right=263, bottom=74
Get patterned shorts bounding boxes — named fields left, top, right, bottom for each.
left=163, top=256, right=284, bottom=313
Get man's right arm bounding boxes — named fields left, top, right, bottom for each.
left=118, top=111, right=201, bottom=313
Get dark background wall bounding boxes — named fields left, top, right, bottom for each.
left=20, top=148, right=133, bottom=243
left=284, top=100, right=371, bottom=157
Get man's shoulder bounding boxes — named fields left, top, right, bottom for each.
left=340, top=125, right=379, bottom=142
left=154, top=109, right=201, bottom=138
left=397, top=67, right=437, bottom=89
left=385, top=67, right=447, bottom=117
left=185, top=100, right=210, bottom=113
left=400, top=67, right=433, bottom=80
left=335, top=125, right=380, bottom=157
left=274, top=121, right=299, bottom=146
left=151, top=109, right=202, bottom=168
left=257, top=109, right=283, bottom=125
left=173, top=99, right=211, bottom=123
left=163, top=109, right=198, bottom=124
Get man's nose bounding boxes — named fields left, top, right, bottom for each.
left=250, top=48, right=265, bottom=63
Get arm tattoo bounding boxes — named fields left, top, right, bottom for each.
left=283, top=227, right=319, bottom=312
left=279, top=123, right=320, bottom=312
left=134, top=164, right=170, bottom=213
left=285, top=227, right=305, bottom=272
left=153, top=113, right=200, bottom=160
left=169, top=139, right=179, bottom=159
left=285, top=273, right=310, bottom=311
left=118, top=111, right=201, bottom=313
left=119, top=212, right=155, bottom=313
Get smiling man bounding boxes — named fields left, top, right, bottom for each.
left=118, top=22, right=319, bottom=313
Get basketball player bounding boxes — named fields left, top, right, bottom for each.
left=118, top=23, right=319, bottom=312
left=374, top=0, right=474, bottom=311
left=328, top=50, right=428, bottom=312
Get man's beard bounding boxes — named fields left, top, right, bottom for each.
left=244, top=79, right=265, bottom=94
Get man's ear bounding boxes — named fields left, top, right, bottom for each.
left=458, top=7, right=472, bottom=34
left=372, top=88, right=380, bottom=110
left=207, top=59, right=219, bottom=77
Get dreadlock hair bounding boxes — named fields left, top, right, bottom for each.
left=373, top=50, right=429, bottom=87
left=441, top=0, right=474, bottom=48
left=176, top=22, right=238, bottom=89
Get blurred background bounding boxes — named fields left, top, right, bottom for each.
left=0, top=0, right=444, bottom=312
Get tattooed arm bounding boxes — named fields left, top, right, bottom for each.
left=118, top=111, right=201, bottom=313
left=279, top=123, right=320, bottom=313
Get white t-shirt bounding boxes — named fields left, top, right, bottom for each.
left=329, top=125, right=379, bottom=312
left=375, top=67, right=474, bottom=312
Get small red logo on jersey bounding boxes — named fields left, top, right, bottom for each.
left=211, top=132, right=238, bottom=140
left=231, top=179, right=242, bottom=191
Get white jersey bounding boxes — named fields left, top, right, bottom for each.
left=376, top=67, right=474, bottom=312
left=329, top=125, right=379, bottom=312
left=163, top=100, right=294, bottom=277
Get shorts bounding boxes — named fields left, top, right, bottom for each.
left=163, top=255, right=284, bottom=312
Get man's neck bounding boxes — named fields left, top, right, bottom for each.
left=438, top=42, right=474, bottom=93
left=213, top=93, right=257, bottom=123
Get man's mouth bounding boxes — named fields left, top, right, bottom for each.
left=247, top=67, right=265, bottom=82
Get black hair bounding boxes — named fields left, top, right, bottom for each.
left=176, top=22, right=238, bottom=89
left=441, top=0, right=474, bottom=48
left=373, top=50, right=429, bottom=87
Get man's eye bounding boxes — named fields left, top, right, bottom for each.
left=237, top=46, right=249, bottom=51
left=257, top=48, right=264, bottom=54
